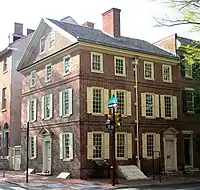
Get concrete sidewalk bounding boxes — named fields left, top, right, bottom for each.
left=0, top=170, right=200, bottom=189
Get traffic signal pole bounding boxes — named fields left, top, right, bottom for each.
left=112, top=107, right=116, bottom=186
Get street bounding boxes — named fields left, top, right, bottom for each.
left=0, top=182, right=26, bottom=190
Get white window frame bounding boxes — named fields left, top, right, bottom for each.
left=28, top=99, right=37, bottom=123
left=185, top=88, right=195, bottom=114
left=49, top=30, right=55, bottom=49
left=163, top=95, right=173, bottom=119
left=144, top=61, right=154, bottom=80
left=185, top=62, right=193, bottom=79
left=3, top=56, right=8, bottom=73
left=45, top=63, right=52, bottom=82
left=60, top=133, right=73, bottom=161
left=39, top=36, right=45, bottom=54
left=116, top=132, right=127, bottom=160
left=115, top=89, right=127, bottom=116
left=59, top=88, right=73, bottom=117
left=162, top=64, right=172, bottom=83
left=146, top=133, right=156, bottom=159
left=145, top=93, right=155, bottom=118
left=114, top=56, right=126, bottom=77
left=42, top=94, right=52, bottom=120
left=91, top=52, right=103, bottom=73
left=29, top=136, right=37, bottom=159
left=91, top=87, right=104, bottom=115
left=63, top=55, right=71, bottom=76
left=30, top=70, right=36, bottom=87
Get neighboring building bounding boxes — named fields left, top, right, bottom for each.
left=154, top=34, right=200, bottom=172
left=0, top=23, right=33, bottom=169
left=17, top=8, right=182, bottom=178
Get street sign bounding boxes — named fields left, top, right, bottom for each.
left=108, top=96, right=119, bottom=108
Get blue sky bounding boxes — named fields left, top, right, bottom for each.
left=0, top=0, right=199, bottom=50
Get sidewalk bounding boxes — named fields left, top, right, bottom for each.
left=0, top=170, right=200, bottom=189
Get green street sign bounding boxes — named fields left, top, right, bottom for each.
left=109, top=96, right=119, bottom=104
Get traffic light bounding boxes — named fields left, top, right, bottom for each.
left=115, top=112, right=122, bottom=127
left=105, top=114, right=113, bottom=125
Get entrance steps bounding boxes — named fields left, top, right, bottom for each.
left=117, top=165, right=148, bottom=180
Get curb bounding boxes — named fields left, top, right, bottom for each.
left=112, top=179, right=200, bottom=189
left=0, top=180, right=31, bottom=189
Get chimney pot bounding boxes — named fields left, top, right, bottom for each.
left=102, top=8, right=121, bottom=37
left=82, top=21, right=95, bottom=29
left=14, top=22, right=23, bottom=35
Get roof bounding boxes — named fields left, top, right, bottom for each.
left=177, top=36, right=200, bottom=47
left=47, top=18, right=178, bottom=60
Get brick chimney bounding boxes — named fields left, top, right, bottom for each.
left=102, top=8, right=121, bottom=37
left=13, top=22, right=24, bottom=42
left=82, top=21, right=95, bottom=29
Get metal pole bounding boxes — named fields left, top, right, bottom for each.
left=2, top=129, right=5, bottom=177
left=159, top=151, right=161, bottom=183
left=152, top=150, right=155, bottom=182
left=134, top=58, right=141, bottom=169
left=112, top=106, right=116, bottom=186
left=26, top=122, right=29, bottom=183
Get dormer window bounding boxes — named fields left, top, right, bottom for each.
left=39, top=36, right=45, bottom=54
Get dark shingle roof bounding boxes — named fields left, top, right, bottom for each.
left=177, top=36, right=200, bottom=47
left=48, top=18, right=178, bottom=60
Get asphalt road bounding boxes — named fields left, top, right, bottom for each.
left=0, top=182, right=26, bottom=190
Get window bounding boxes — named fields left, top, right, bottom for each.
left=185, top=62, right=193, bottom=78
left=29, top=136, right=36, bottom=159
left=160, top=95, right=177, bottom=119
left=49, top=30, right=55, bottom=49
left=93, top=88, right=103, bottom=114
left=162, top=65, right=172, bottom=82
left=59, top=88, right=73, bottom=117
left=39, top=36, right=45, bottom=54
left=115, top=56, right=126, bottom=76
left=45, top=64, right=52, bottom=82
left=146, top=94, right=154, bottom=117
left=185, top=89, right=195, bottom=113
left=116, top=133, right=125, bottom=158
left=42, top=94, right=52, bottom=120
left=142, top=133, right=160, bottom=159
left=91, top=52, right=103, bottom=73
left=141, top=93, right=159, bottom=118
left=144, top=61, right=154, bottom=80
left=59, top=133, right=73, bottom=161
left=3, top=57, right=7, bottom=72
left=164, top=96, right=172, bottom=118
left=1, top=88, right=6, bottom=110
left=30, top=70, right=36, bottom=87
left=116, top=91, right=125, bottom=115
left=63, top=56, right=70, bottom=75
left=147, top=134, right=154, bottom=157
left=87, top=132, right=109, bottom=160
left=28, top=99, right=37, bottom=122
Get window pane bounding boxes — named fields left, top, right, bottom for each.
left=163, top=66, right=170, bottom=81
left=64, top=57, right=70, bottom=74
left=145, top=63, right=152, bottom=78
left=186, top=91, right=194, bottom=112
left=93, top=133, right=102, bottom=158
left=117, top=91, right=125, bottom=115
left=64, top=134, right=70, bottom=159
left=164, top=96, right=172, bottom=117
left=117, top=134, right=125, bottom=158
left=146, top=94, right=153, bottom=116
left=147, top=134, right=154, bottom=157
left=116, top=58, right=124, bottom=74
left=93, top=89, right=102, bottom=113
left=46, top=65, right=52, bottom=81
left=63, top=91, right=69, bottom=115
left=92, top=54, right=101, bottom=71
left=45, top=96, right=50, bottom=118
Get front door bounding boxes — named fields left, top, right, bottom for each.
left=43, top=138, right=52, bottom=173
left=184, top=133, right=193, bottom=167
left=165, top=139, right=175, bottom=170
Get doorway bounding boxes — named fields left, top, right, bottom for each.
left=183, top=131, right=193, bottom=167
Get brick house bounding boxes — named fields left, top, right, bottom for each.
left=0, top=23, right=33, bottom=168
left=17, top=8, right=183, bottom=178
left=154, top=34, right=200, bottom=171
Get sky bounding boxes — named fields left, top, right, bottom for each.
left=0, top=0, right=199, bottom=51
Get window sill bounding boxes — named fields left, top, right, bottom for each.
left=91, top=70, right=104, bottom=74
left=3, top=70, right=8, bottom=74
left=30, top=84, right=36, bottom=88
left=63, top=72, right=71, bottom=76
left=29, top=157, right=36, bottom=160
left=45, top=79, right=52, bottom=83
left=49, top=47, right=55, bottom=51
left=63, top=158, right=73, bottom=162
left=185, top=76, right=193, bottom=79
left=115, top=73, right=126, bottom=77
left=116, top=158, right=128, bottom=161
left=43, top=117, right=52, bottom=121
left=29, top=120, right=36, bottom=123
left=1, top=109, right=6, bottom=112
left=39, top=52, right=45, bottom=56
left=144, top=77, right=154, bottom=81
left=145, top=116, right=156, bottom=119
left=91, top=113, right=104, bottom=116
left=163, top=80, right=172, bottom=83
left=61, top=114, right=71, bottom=118
left=163, top=117, right=174, bottom=120
left=187, top=111, right=195, bottom=115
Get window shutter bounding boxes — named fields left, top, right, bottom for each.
left=87, top=87, right=93, bottom=114
left=49, top=94, right=53, bottom=119
left=33, top=99, right=37, bottom=121
left=142, top=134, right=147, bottom=158
left=41, top=96, right=45, bottom=119
left=59, top=133, right=63, bottom=159
left=173, top=96, right=178, bottom=119
left=180, top=60, right=185, bottom=77
left=104, top=133, right=110, bottom=159
left=160, top=95, right=165, bottom=118
left=28, top=137, right=31, bottom=158
left=69, top=133, right=73, bottom=160
left=111, top=90, right=116, bottom=98
left=154, top=94, right=159, bottom=117
left=27, top=100, right=30, bottom=122
left=141, top=93, right=146, bottom=117
left=104, top=89, right=109, bottom=114
left=68, top=88, right=73, bottom=116
left=155, top=134, right=160, bottom=158
left=87, top=132, right=93, bottom=159
left=126, top=91, right=132, bottom=116
left=33, top=136, right=37, bottom=158
left=59, top=92, right=63, bottom=116
left=182, top=90, right=187, bottom=113
left=127, top=133, right=132, bottom=159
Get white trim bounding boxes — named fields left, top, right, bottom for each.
left=185, top=87, right=194, bottom=91
left=63, top=55, right=71, bottom=76
left=162, top=64, right=172, bottom=83
left=144, top=61, right=154, bottom=80
left=182, top=130, right=193, bottom=134
left=30, top=70, right=36, bottom=88
left=91, top=52, right=103, bottom=73
left=45, top=63, right=52, bottom=83
left=39, top=36, right=46, bottom=55
left=114, top=56, right=126, bottom=77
